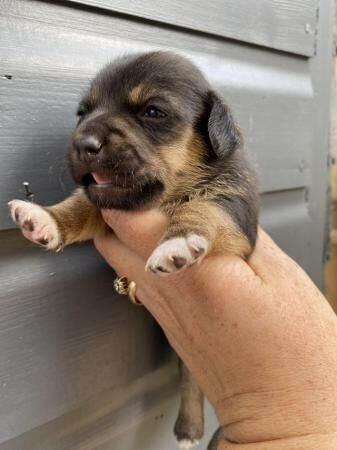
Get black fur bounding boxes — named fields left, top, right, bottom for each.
left=207, top=91, right=243, bottom=159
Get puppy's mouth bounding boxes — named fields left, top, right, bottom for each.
left=82, top=170, right=148, bottom=190
left=91, top=172, right=114, bottom=186
left=81, top=169, right=165, bottom=209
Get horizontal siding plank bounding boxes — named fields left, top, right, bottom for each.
left=0, top=363, right=217, bottom=450
left=0, top=364, right=179, bottom=450
left=64, top=0, right=319, bottom=56
left=260, top=189, right=312, bottom=272
left=0, top=233, right=169, bottom=442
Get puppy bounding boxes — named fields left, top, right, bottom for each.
left=8, top=51, right=258, bottom=449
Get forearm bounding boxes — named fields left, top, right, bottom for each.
left=47, top=188, right=105, bottom=245
left=93, top=213, right=337, bottom=449
left=214, top=432, right=337, bottom=450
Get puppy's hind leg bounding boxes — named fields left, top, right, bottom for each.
left=174, top=361, right=204, bottom=449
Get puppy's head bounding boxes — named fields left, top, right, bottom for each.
left=69, top=51, right=242, bottom=209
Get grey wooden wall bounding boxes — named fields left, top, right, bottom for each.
left=0, top=0, right=333, bottom=449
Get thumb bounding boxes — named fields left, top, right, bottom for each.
left=93, top=231, right=160, bottom=307
left=101, top=208, right=168, bottom=259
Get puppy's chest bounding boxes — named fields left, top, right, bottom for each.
left=160, top=171, right=237, bottom=217
left=160, top=187, right=210, bottom=218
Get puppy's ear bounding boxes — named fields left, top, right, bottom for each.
left=206, top=91, right=242, bottom=159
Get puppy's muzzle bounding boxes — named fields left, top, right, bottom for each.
left=71, top=127, right=143, bottom=174
left=70, top=127, right=149, bottom=188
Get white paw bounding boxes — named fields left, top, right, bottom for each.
left=8, top=200, right=62, bottom=251
left=178, top=439, right=200, bottom=449
left=145, top=234, right=209, bottom=275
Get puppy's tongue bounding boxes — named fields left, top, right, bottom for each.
left=91, top=172, right=112, bottom=185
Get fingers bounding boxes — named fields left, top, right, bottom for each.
left=94, top=231, right=186, bottom=331
left=101, top=209, right=168, bottom=258
left=100, top=209, right=292, bottom=286
left=94, top=231, right=155, bottom=304
left=94, top=230, right=143, bottom=279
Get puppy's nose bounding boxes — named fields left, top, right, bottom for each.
left=76, top=135, right=103, bottom=155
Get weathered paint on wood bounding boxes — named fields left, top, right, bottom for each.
left=0, top=231, right=168, bottom=441
left=65, top=0, right=319, bottom=56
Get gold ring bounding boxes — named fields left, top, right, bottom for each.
left=127, top=280, right=142, bottom=305
left=114, top=277, right=142, bottom=306
left=114, top=276, right=130, bottom=295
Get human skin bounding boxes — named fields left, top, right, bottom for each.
left=94, top=209, right=337, bottom=449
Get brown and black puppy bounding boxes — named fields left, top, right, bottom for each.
left=8, top=51, right=258, bottom=449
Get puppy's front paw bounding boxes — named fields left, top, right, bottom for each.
left=146, top=234, right=209, bottom=275
left=8, top=200, right=62, bottom=251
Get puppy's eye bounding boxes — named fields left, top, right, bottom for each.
left=76, top=107, right=87, bottom=118
left=144, top=106, right=167, bottom=119
left=76, top=107, right=88, bottom=125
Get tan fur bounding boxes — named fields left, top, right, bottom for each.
left=159, top=128, right=199, bottom=174
left=128, top=84, right=145, bottom=104
left=128, top=84, right=182, bottom=110
left=46, top=188, right=105, bottom=247
left=160, top=129, right=244, bottom=204
left=159, top=131, right=203, bottom=202
left=128, top=84, right=165, bottom=106
left=213, top=210, right=251, bottom=256
left=163, top=200, right=251, bottom=258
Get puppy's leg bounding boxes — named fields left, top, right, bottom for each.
left=8, top=188, right=105, bottom=250
left=174, top=361, right=204, bottom=449
left=146, top=200, right=253, bottom=275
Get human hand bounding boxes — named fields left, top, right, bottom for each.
left=94, top=209, right=337, bottom=448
